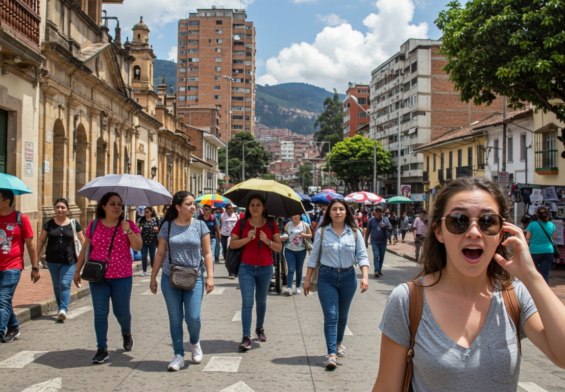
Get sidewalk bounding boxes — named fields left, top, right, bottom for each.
left=13, top=261, right=143, bottom=325
left=384, top=230, right=417, bottom=261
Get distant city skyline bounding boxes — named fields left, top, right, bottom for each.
left=104, top=0, right=451, bottom=93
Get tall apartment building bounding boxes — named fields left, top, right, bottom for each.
left=343, top=82, right=371, bottom=138
left=369, top=39, right=504, bottom=197
left=281, top=140, right=294, bottom=161
left=176, top=7, right=256, bottom=144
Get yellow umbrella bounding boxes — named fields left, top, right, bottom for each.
left=223, top=179, right=305, bottom=218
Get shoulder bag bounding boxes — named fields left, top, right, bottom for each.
left=302, top=221, right=313, bottom=251
left=167, top=220, right=204, bottom=291
left=70, top=219, right=82, bottom=258
left=398, top=280, right=521, bottom=392
left=226, top=218, right=246, bottom=277
left=81, top=219, right=121, bottom=283
left=537, top=221, right=561, bottom=259
left=309, top=227, right=325, bottom=293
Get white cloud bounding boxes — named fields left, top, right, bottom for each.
left=157, top=34, right=165, bottom=39
left=316, top=13, right=347, bottom=26
left=257, top=0, right=428, bottom=91
left=104, top=0, right=256, bottom=33
left=168, top=46, right=178, bottom=62
left=293, top=0, right=316, bottom=3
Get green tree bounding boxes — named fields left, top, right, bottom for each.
left=261, top=173, right=275, bottom=180
left=218, top=132, right=271, bottom=183
left=436, top=0, right=565, bottom=123
left=297, top=163, right=313, bottom=190
left=314, top=89, right=344, bottom=155
left=327, top=135, right=392, bottom=192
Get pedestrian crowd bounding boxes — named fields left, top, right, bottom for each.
left=1, top=177, right=564, bottom=389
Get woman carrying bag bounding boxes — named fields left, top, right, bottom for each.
left=36, top=198, right=85, bottom=321
left=73, top=192, right=142, bottom=364
left=138, top=206, right=160, bottom=277
left=150, top=191, right=214, bottom=371
left=526, top=207, right=557, bottom=283
left=303, top=198, right=369, bottom=370
left=282, top=214, right=312, bottom=296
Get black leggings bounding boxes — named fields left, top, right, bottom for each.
left=221, top=235, right=230, bottom=260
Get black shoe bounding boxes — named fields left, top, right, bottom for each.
left=92, top=348, right=109, bottom=363
left=379, top=272, right=383, bottom=277
left=374, top=273, right=379, bottom=278
left=255, top=328, right=267, bottom=342
left=2, top=329, right=20, bottom=343
left=123, top=333, right=134, bottom=351
left=239, top=336, right=252, bottom=350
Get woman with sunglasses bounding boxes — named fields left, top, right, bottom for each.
left=374, top=177, right=565, bottom=391
left=138, top=207, right=160, bottom=277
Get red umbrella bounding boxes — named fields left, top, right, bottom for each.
left=345, top=191, right=384, bottom=204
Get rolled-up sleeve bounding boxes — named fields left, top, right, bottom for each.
left=355, top=229, right=370, bottom=268
left=307, top=229, right=322, bottom=269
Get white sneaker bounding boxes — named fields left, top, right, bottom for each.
left=168, top=354, right=185, bottom=371
left=337, top=344, right=346, bottom=357
left=140, top=271, right=147, bottom=277
left=283, top=287, right=292, bottom=296
left=294, top=288, right=302, bottom=295
left=190, top=342, right=203, bottom=363
left=57, top=310, right=67, bottom=321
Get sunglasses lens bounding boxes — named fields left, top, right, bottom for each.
left=479, top=214, right=503, bottom=235
left=445, top=213, right=469, bottom=234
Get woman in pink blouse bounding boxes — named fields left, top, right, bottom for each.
left=73, top=192, right=142, bottom=364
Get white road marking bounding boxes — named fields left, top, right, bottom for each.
left=232, top=311, right=241, bottom=322
left=518, top=382, right=548, bottom=392
left=209, top=288, right=225, bottom=295
left=66, top=306, right=93, bottom=319
left=132, top=284, right=141, bottom=287
left=140, top=279, right=151, bottom=282
left=203, top=356, right=242, bottom=373
left=142, top=289, right=160, bottom=295
left=21, top=377, right=62, bottom=392
left=220, top=381, right=254, bottom=392
left=0, top=351, right=49, bottom=369
left=344, top=326, right=353, bottom=336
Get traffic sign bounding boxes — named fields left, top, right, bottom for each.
left=497, top=172, right=509, bottom=185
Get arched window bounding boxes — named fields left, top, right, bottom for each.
left=133, top=66, right=141, bottom=81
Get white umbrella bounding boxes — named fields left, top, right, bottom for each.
left=77, top=174, right=172, bottom=206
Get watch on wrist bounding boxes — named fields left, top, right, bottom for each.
left=127, top=231, right=133, bottom=235
left=269, top=240, right=273, bottom=247
left=31, top=266, right=39, bottom=271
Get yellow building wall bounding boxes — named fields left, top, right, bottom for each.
left=532, top=108, right=565, bottom=186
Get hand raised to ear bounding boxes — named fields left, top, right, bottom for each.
left=492, top=222, right=538, bottom=282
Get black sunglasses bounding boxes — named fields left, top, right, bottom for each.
left=441, top=213, right=505, bottom=236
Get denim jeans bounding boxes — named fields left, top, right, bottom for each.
left=392, top=228, right=398, bottom=242
left=141, top=243, right=157, bottom=272
left=532, top=253, right=554, bottom=283
left=89, top=277, right=132, bottom=349
left=47, top=263, right=76, bottom=312
left=285, top=249, right=307, bottom=289
left=209, top=238, right=216, bottom=272
left=371, top=242, right=387, bottom=273
left=161, top=273, right=204, bottom=356
left=400, top=229, right=407, bottom=240
left=238, top=263, right=273, bottom=337
left=317, top=266, right=357, bottom=355
left=0, top=269, right=21, bottom=337
left=214, top=236, right=221, bottom=262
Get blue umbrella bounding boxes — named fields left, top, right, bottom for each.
left=295, top=193, right=312, bottom=202
left=311, top=191, right=344, bottom=205
left=0, top=173, right=32, bottom=195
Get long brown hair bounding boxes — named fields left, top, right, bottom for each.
left=417, top=177, right=512, bottom=289
left=320, top=198, right=358, bottom=230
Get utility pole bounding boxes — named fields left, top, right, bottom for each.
left=502, top=96, right=507, bottom=173
left=397, top=107, right=401, bottom=216
left=373, top=138, right=377, bottom=194
left=242, top=140, right=254, bottom=182
left=222, top=76, right=233, bottom=179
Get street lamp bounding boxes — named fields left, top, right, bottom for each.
left=350, top=96, right=377, bottom=194
left=222, top=75, right=234, bottom=179
left=242, top=140, right=255, bottom=182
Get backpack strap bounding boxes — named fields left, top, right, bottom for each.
left=267, top=217, right=274, bottom=234
left=404, top=279, right=424, bottom=392
left=502, top=283, right=522, bottom=354
left=239, top=217, right=247, bottom=237
left=15, top=211, right=24, bottom=246
left=90, top=219, right=98, bottom=238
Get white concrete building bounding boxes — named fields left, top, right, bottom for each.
left=281, top=140, right=294, bottom=161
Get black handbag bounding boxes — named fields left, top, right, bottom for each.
left=226, top=218, right=247, bottom=277
left=81, top=219, right=121, bottom=283
left=167, top=219, right=203, bottom=291
left=537, top=221, right=561, bottom=259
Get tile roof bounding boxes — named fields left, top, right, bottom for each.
left=415, top=108, right=532, bottom=151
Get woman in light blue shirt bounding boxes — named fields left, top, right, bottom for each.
left=303, top=198, right=369, bottom=370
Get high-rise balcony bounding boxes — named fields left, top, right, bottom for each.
left=0, top=0, right=41, bottom=51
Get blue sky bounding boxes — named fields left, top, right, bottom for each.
left=105, top=0, right=456, bottom=93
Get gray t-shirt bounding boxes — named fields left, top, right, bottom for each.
left=379, top=278, right=538, bottom=391
left=159, top=220, right=209, bottom=277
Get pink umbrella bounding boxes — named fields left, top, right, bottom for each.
left=345, top=191, right=384, bottom=204
left=321, top=189, right=336, bottom=193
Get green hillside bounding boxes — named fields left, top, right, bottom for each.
left=153, top=59, right=177, bottom=92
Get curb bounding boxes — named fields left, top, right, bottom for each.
left=15, top=262, right=143, bottom=326
left=386, top=249, right=417, bottom=262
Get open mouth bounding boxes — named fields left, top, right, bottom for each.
left=462, top=246, right=483, bottom=263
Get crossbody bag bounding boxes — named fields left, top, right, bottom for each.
left=81, top=219, right=121, bottom=283
left=537, top=221, right=561, bottom=259
left=70, top=219, right=82, bottom=258
left=167, top=220, right=203, bottom=291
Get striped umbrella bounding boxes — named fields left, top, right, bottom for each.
left=196, top=194, right=234, bottom=207
left=345, top=191, right=384, bottom=204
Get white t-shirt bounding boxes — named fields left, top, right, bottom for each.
left=220, top=212, right=239, bottom=237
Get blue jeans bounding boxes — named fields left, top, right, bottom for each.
left=89, top=277, right=132, bottom=349
left=391, top=228, right=398, bottom=242
left=285, top=249, right=306, bottom=289
left=161, top=274, right=204, bottom=356
left=214, top=236, right=221, bottom=262
left=400, top=229, right=407, bottom=240
left=47, top=263, right=76, bottom=312
left=0, top=269, right=21, bottom=337
left=317, top=266, right=357, bottom=356
left=371, top=242, right=387, bottom=273
left=238, top=263, right=273, bottom=337
left=209, top=238, right=216, bottom=272
left=141, top=243, right=157, bottom=272
left=532, top=253, right=554, bottom=283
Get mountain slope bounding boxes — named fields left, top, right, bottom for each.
left=153, top=59, right=177, bottom=92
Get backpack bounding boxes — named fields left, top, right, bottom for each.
left=402, top=280, right=522, bottom=392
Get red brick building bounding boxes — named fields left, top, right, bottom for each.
left=343, top=82, right=371, bottom=138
